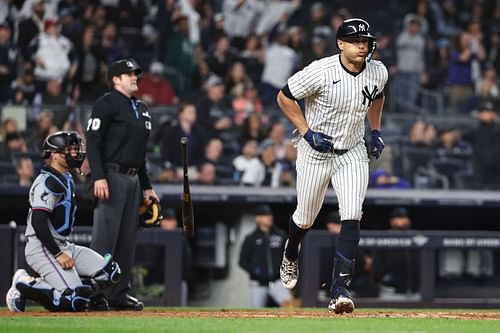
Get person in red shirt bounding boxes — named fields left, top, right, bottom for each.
left=136, top=61, right=177, bottom=106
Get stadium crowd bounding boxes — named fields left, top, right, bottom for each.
left=0, top=0, right=500, bottom=190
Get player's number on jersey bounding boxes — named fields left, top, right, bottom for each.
left=87, top=118, right=101, bottom=131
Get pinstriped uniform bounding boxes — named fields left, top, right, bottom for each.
left=287, top=54, right=388, bottom=228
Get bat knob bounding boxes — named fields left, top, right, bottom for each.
left=180, top=137, right=188, bottom=145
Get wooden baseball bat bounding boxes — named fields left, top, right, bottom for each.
left=180, top=137, right=194, bottom=238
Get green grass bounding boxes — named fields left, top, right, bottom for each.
left=1, top=308, right=499, bottom=333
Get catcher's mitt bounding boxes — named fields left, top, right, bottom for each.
left=138, top=197, right=162, bottom=228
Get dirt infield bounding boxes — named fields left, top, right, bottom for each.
left=1, top=309, right=500, bottom=320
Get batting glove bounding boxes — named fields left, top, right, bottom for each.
left=303, top=129, right=333, bottom=153
left=369, top=130, right=385, bottom=159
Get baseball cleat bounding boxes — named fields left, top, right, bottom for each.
left=328, top=294, right=354, bottom=314
left=280, top=240, right=299, bottom=289
left=5, top=269, right=30, bottom=312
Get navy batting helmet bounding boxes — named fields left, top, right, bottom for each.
left=336, top=18, right=376, bottom=60
left=42, top=131, right=86, bottom=168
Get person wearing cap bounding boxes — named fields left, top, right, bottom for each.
left=374, top=207, right=420, bottom=296
left=136, top=61, right=177, bottom=106
left=86, top=58, right=160, bottom=311
left=239, top=205, right=294, bottom=307
left=463, top=101, right=500, bottom=189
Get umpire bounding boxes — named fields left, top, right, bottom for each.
left=86, top=58, right=159, bottom=311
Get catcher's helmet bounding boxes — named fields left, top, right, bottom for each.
left=42, top=131, right=86, bottom=168
left=336, top=18, right=376, bottom=60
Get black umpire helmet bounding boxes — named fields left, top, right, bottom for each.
left=336, top=18, right=376, bottom=60
left=42, top=131, right=86, bottom=169
left=107, top=58, right=142, bottom=82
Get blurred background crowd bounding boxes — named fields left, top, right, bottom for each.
left=1, top=0, right=500, bottom=191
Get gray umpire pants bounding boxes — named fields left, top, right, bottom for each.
left=91, top=171, right=141, bottom=303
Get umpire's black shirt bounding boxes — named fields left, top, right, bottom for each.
left=86, top=89, right=152, bottom=189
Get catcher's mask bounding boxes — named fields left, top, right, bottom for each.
left=139, top=197, right=162, bottom=228
left=42, top=131, right=86, bottom=169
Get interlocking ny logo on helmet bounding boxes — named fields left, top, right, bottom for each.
left=336, top=18, right=377, bottom=61
left=42, top=131, right=86, bottom=169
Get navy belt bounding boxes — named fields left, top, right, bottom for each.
left=333, top=149, right=348, bottom=155
left=105, top=163, right=138, bottom=176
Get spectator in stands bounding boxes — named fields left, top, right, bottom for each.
left=239, top=204, right=294, bottom=308
left=116, top=0, right=147, bottom=31
left=305, top=2, right=331, bottom=46
left=430, top=0, right=461, bottom=38
left=239, top=112, right=267, bottom=145
left=200, top=137, right=234, bottom=181
left=164, top=14, right=196, bottom=95
left=196, top=74, right=232, bottom=139
left=279, top=142, right=297, bottom=187
left=394, top=14, right=426, bottom=108
left=287, top=26, right=306, bottom=66
left=33, top=79, right=72, bottom=126
left=1, top=118, right=18, bottom=143
left=240, top=34, right=264, bottom=86
left=3, top=132, right=28, bottom=157
left=464, top=101, right=500, bottom=189
left=157, top=161, right=179, bottom=184
left=31, top=19, right=77, bottom=88
left=15, top=156, right=34, bottom=186
left=222, top=0, right=264, bottom=50
left=446, top=30, right=486, bottom=112
left=266, top=122, right=289, bottom=160
left=0, top=22, right=17, bottom=104
left=100, top=22, right=127, bottom=63
left=136, top=61, right=177, bottom=106
left=206, top=35, right=237, bottom=79
left=160, top=102, right=205, bottom=168
left=233, top=139, right=259, bottom=185
left=17, top=0, right=46, bottom=60
left=225, top=61, right=249, bottom=99
left=200, top=12, right=225, bottom=52
left=232, top=81, right=263, bottom=126
left=73, top=25, right=108, bottom=103
left=236, top=140, right=281, bottom=187
left=302, top=34, right=328, bottom=67
left=26, top=110, right=58, bottom=153
left=436, top=126, right=472, bottom=157
left=474, top=62, right=500, bottom=103
left=12, top=66, right=37, bottom=105
left=486, top=28, right=500, bottom=76
left=369, top=168, right=411, bottom=189
left=196, top=162, right=216, bottom=185
left=375, top=207, right=420, bottom=297
left=58, top=7, right=83, bottom=46
left=260, top=24, right=298, bottom=106
left=408, top=119, right=437, bottom=148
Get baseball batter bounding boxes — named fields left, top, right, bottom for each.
left=277, top=18, right=387, bottom=314
left=5, top=131, right=121, bottom=312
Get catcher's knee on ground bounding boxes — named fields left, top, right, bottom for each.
left=17, top=281, right=93, bottom=311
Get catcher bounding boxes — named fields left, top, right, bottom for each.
left=5, top=131, right=121, bottom=312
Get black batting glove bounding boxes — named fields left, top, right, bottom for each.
left=303, top=128, right=333, bottom=153
left=369, top=129, right=384, bottom=159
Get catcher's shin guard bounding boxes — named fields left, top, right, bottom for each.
left=88, top=253, right=122, bottom=290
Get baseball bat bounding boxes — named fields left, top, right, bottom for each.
left=180, top=137, right=195, bottom=238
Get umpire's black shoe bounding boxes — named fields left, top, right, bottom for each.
left=109, top=295, right=144, bottom=311
left=89, top=294, right=109, bottom=311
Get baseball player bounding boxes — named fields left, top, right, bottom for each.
left=276, top=18, right=387, bottom=314
left=5, top=131, right=121, bottom=312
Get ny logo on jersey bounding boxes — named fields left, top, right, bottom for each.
left=362, top=85, right=378, bottom=107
